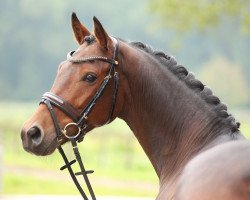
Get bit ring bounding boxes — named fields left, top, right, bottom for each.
left=62, top=122, right=81, bottom=139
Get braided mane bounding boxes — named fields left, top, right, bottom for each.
left=130, top=41, right=240, bottom=133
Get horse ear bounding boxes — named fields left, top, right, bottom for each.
left=93, top=16, right=113, bottom=50
left=71, top=12, right=91, bottom=45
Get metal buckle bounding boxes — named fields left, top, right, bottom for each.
left=104, top=75, right=112, bottom=80
left=62, top=122, right=81, bottom=139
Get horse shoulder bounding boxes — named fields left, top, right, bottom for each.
left=175, top=140, right=250, bottom=200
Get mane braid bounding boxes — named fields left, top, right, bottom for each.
left=129, top=41, right=240, bottom=133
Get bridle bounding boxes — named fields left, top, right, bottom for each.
left=40, top=38, right=120, bottom=200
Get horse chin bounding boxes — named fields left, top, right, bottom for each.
left=43, top=135, right=60, bottom=156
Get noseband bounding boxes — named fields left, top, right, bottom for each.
left=40, top=38, right=120, bottom=200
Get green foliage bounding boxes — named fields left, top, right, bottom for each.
left=0, top=0, right=157, bottom=101
left=198, top=57, right=249, bottom=108
left=149, top=0, right=250, bottom=33
left=241, top=121, right=250, bottom=138
left=0, top=0, right=249, bottom=108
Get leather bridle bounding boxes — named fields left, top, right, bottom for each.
left=40, top=38, right=120, bottom=200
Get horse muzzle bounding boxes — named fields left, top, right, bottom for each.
left=21, top=125, right=43, bottom=153
left=21, top=124, right=57, bottom=156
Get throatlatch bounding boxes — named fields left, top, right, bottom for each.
left=40, top=38, right=119, bottom=199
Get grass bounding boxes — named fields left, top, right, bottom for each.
left=0, top=102, right=250, bottom=197
left=0, top=102, right=158, bottom=197
left=4, top=173, right=76, bottom=195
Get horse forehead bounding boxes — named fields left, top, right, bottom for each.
left=75, top=42, right=102, bottom=57
left=55, top=62, right=80, bottom=85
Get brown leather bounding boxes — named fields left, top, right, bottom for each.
left=42, top=92, right=80, bottom=122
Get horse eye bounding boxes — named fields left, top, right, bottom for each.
left=82, top=73, right=97, bottom=83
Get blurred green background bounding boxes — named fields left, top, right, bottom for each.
left=0, top=0, right=250, bottom=198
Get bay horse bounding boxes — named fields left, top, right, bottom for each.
left=21, top=13, right=249, bottom=199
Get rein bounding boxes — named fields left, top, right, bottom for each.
left=40, top=38, right=119, bottom=200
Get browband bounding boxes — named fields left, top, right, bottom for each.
left=67, top=51, right=118, bottom=65
left=39, top=37, right=120, bottom=200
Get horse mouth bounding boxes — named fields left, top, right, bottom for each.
left=41, top=137, right=59, bottom=156
left=30, top=141, right=57, bottom=156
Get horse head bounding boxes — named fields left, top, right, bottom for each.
left=21, top=13, right=125, bottom=156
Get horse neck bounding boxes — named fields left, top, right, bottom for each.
left=118, top=42, right=239, bottom=180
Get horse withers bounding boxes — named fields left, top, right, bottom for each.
left=21, top=13, right=248, bottom=199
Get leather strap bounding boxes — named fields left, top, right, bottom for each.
left=39, top=38, right=120, bottom=200
left=58, top=146, right=89, bottom=200
left=106, top=71, right=119, bottom=124
left=42, top=99, right=63, bottom=140
left=67, top=51, right=118, bottom=65
left=42, top=92, right=80, bottom=122
left=41, top=39, right=119, bottom=142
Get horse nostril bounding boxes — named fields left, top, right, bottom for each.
left=27, top=126, right=43, bottom=146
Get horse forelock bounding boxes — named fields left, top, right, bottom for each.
left=129, top=41, right=240, bottom=133
left=84, top=35, right=95, bottom=45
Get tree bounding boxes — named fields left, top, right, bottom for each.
left=149, top=0, right=250, bottom=33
